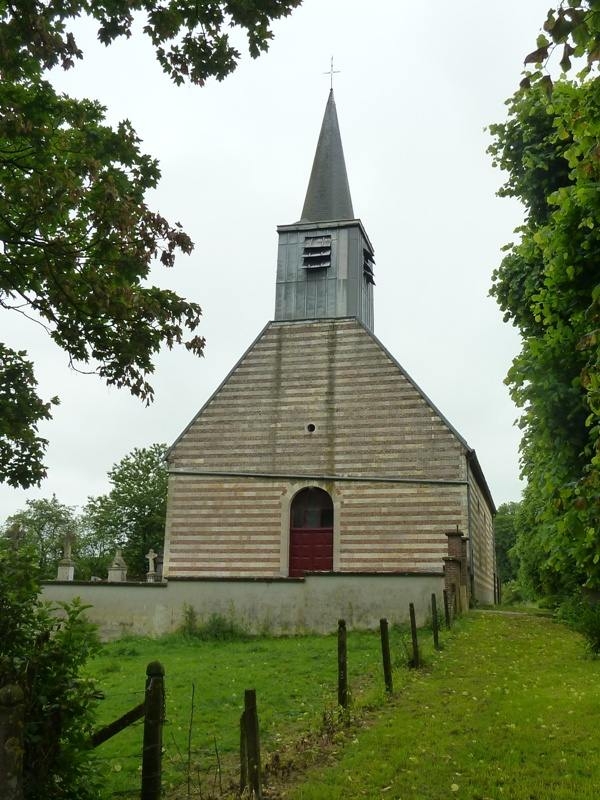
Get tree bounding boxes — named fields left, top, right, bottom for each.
left=520, top=1, right=600, bottom=92
left=489, top=1, right=600, bottom=593
left=493, top=501, right=520, bottom=584
left=0, top=0, right=301, bottom=489
left=0, top=538, right=101, bottom=800
left=83, top=443, right=168, bottom=578
left=1, top=495, right=78, bottom=579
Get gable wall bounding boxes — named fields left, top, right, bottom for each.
left=165, top=318, right=489, bottom=581
left=169, top=319, right=465, bottom=480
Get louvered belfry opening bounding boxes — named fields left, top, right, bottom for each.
left=363, top=247, right=375, bottom=285
left=302, top=234, right=332, bottom=269
left=289, top=487, right=333, bottom=577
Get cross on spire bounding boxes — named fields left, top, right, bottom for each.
left=323, top=56, right=340, bottom=90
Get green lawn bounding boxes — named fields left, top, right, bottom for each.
left=286, top=611, right=600, bottom=800
left=87, top=612, right=600, bottom=799
left=87, top=621, right=425, bottom=798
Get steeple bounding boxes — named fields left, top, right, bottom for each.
left=300, top=90, right=354, bottom=223
left=274, top=92, right=375, bottom=331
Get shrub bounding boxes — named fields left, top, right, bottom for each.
left=0, top=538, right=101, bottom=800
left=558, top=592, right=600, bottom=655
left=500, top=580, right=526, bottom=605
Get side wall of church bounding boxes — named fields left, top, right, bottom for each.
left=467, top=469, right=495, bottom=604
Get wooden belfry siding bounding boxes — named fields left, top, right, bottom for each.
left=165, top=318, right=472, bottom=579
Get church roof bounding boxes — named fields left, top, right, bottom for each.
left=300, top=89, right=354, bottom=222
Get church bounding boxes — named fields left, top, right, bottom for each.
left=162, top=90, right=497, bottom=625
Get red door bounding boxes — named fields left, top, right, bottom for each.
left=289, top=488, right=333, bottom=577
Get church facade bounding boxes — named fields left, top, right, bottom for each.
left=163, top=91, right=497, bottom=618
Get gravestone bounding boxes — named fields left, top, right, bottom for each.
left=56, top=530, right=76, bottom=581
left=145, top=548, right=158, bottom=583
left=107, top=548, right=128, bottom=583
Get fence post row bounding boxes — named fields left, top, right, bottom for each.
left=240, top=689, right=262, bottom=799
left=431, top=593, right=441, bottom=651
left=379, top=618, right=393, bottom=694
left=337, top=619, right=348, bottom=708
left=0, top=684, right=24, bottom=800
left=141, top=661, right=165, bottom=800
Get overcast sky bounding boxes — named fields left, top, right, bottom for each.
left=1, top=1, right=553, bottom=519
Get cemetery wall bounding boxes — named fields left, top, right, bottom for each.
left=41, top=572, right=444, bottom=641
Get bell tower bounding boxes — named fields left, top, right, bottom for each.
left=274, top=90, right=375, bottom=330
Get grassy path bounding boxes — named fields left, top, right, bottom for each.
left=284, top=612, right=600, bottom=800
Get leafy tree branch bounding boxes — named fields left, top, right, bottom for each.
left=0, top=0, right=301, bottom=488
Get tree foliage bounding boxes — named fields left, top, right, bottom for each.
left=2, top=495, right=78, bottom=579
left=83, top=442, right=168, bottom=578
left=493, top=501, right=520, bottom=584
left=521, top=1, right=600, bottom=90
left=0, top=539, right=101, bottom=800
left=1, top=443, right=168, bottom=580
left=490, top=1, right=600, bottom=593
left=0, top=0, right=300, bottom=489
left=0, top=345, right=57, bottom=487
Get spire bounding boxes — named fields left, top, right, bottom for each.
left=300, top=89, right=354, bottom=222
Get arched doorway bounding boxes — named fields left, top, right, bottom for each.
left=289, top=487, right=333, bottom=577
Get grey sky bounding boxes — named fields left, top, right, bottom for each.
left=0, top=1, right=551, bottom=518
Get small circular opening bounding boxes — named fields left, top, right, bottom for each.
left=306, top=423, right=316, bottom=433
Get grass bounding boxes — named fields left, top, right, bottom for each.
left=85, top=619, right=429, bottom=798
left=286, top=610, right=600, bottom=799
left=87, top=611, right=600, bottom=799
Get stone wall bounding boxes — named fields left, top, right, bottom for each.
left=41, top=572, right=444, bottom=641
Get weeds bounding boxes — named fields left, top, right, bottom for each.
left=180, top=605, right=251, bottom=641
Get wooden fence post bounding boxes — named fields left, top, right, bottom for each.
left=452, top=581, right=459, bottom=615
left=243, top=689, right=262, bottom=799
left=0, top=684, right=24, bottom=800
left=443, top=588, right=451, bottom=628
left=431, top=593, right=441, bottom=650
left=409, top=603, right=420, bottom=668
left=379, top=618, right=393, bottom=694
left=239, top=710, right=248, bottom=794
left=141, top=661, right=165, bottom=800
left=337, top=619, right=348, bottom=708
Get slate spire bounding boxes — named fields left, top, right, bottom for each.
left=300, top=89, right=354, bottom=222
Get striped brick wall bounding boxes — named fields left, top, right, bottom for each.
left=169, top=319, right=465, bottom=480
left=468, top=469, right=496, bottom=603
left=164, top=474, right=465, bottom=578
left=165, top=475, right=286, bottom=578
left=165, top=318, right=493, bottom=594
left=337, top=482, right=465, bottom=573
